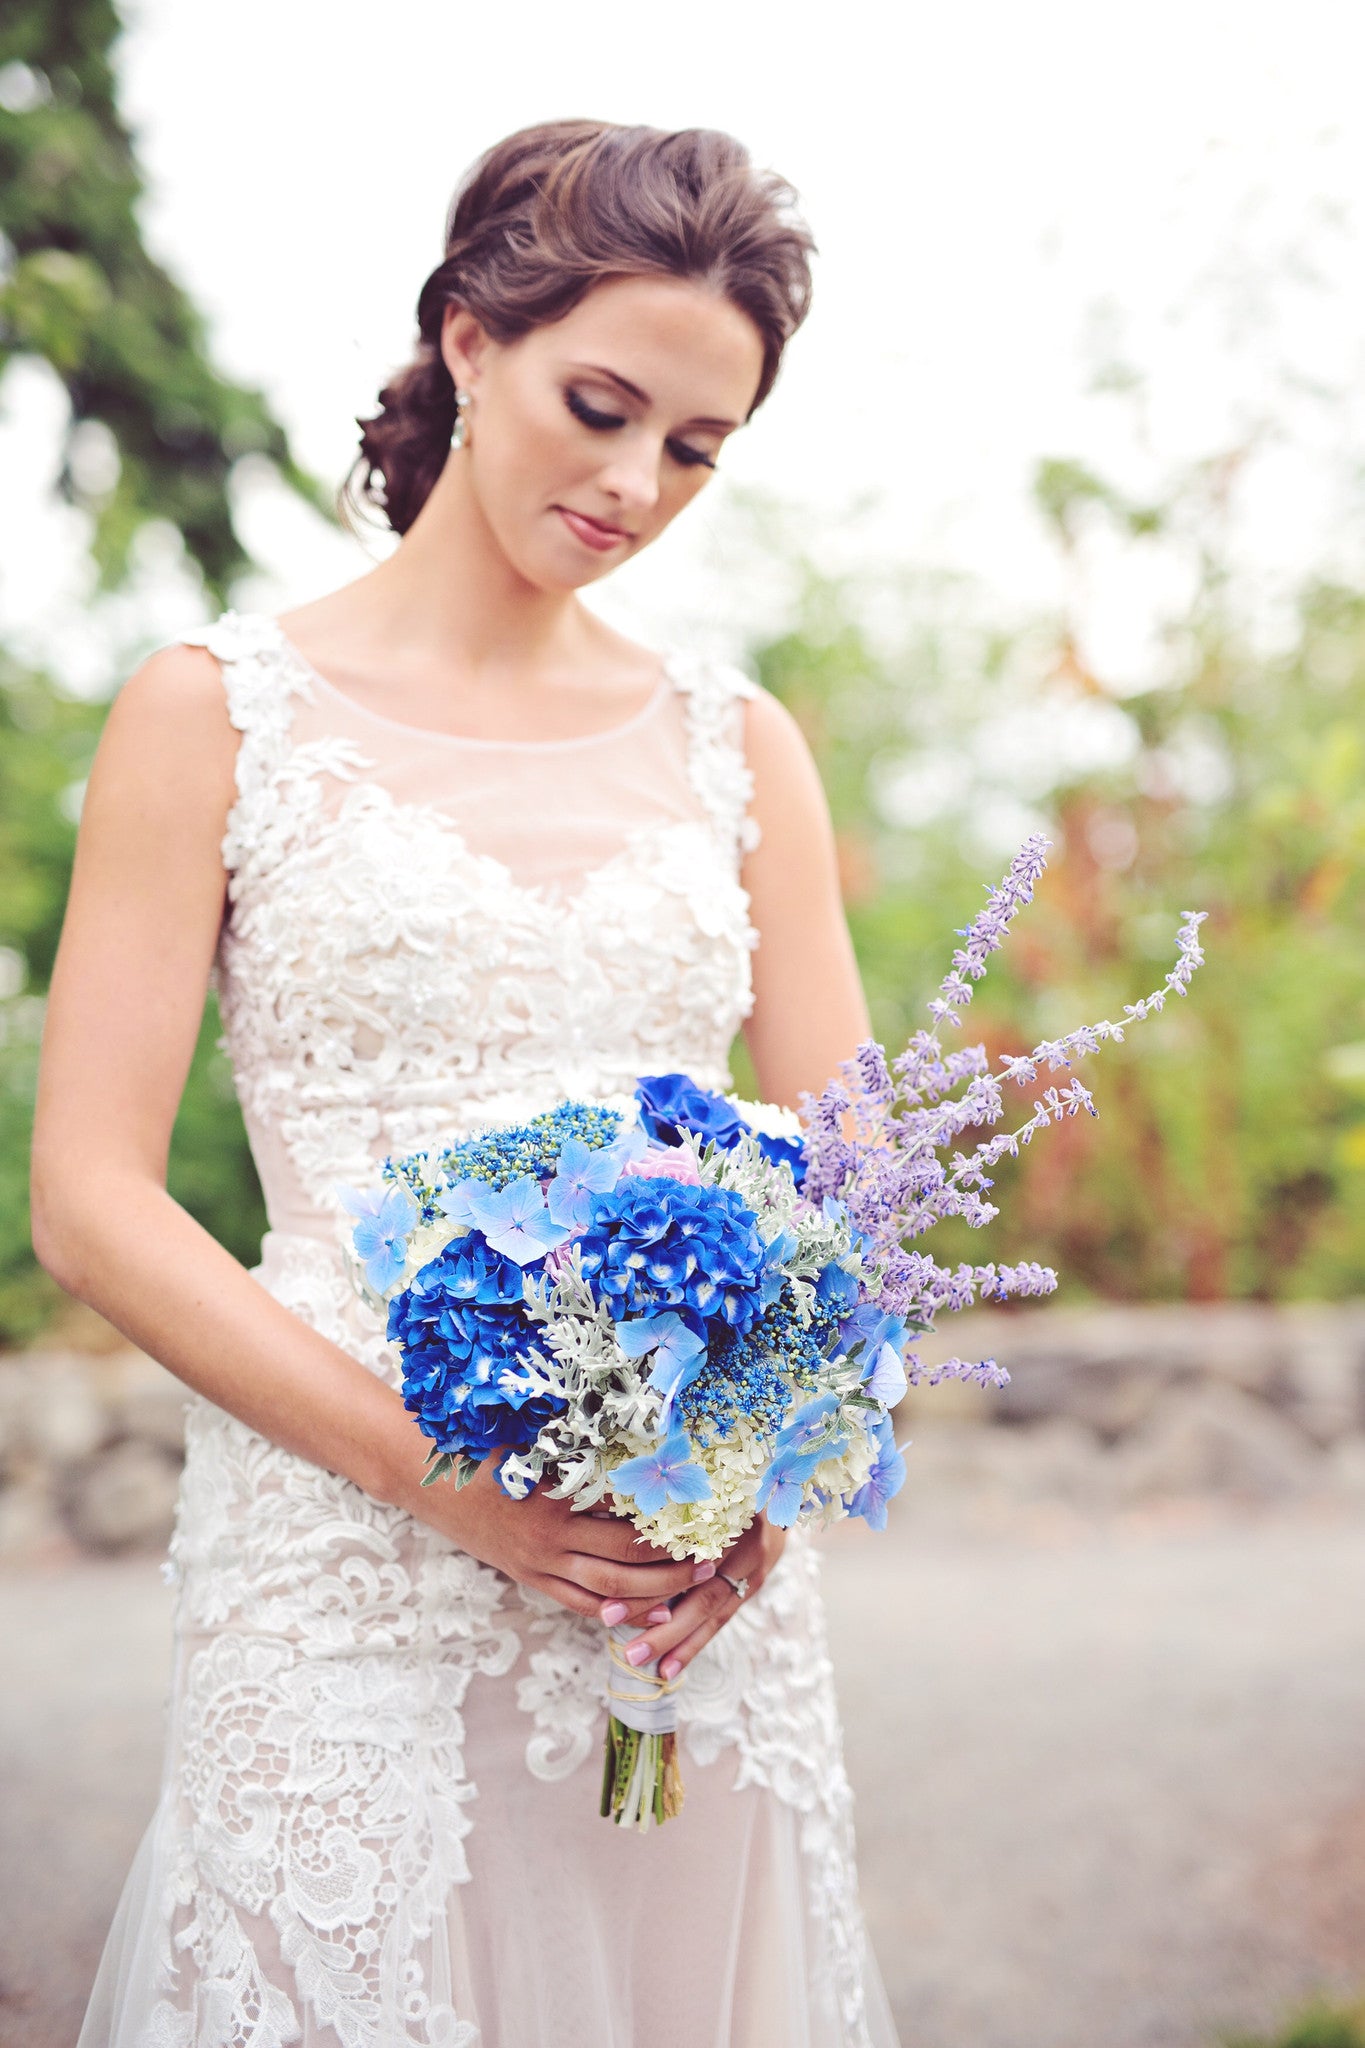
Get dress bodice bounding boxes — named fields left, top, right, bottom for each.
left=180, top=610, right=763, bottom=1244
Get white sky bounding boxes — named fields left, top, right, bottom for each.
left=3, top=0, right=1365, bottom=692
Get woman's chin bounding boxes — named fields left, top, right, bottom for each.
left=515, top=543, right=623, bottom=595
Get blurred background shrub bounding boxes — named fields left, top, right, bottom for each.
left=1222, top=1997, right=1365, bottom=2048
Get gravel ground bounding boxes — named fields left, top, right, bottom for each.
left=3, top=1502, right=1364, bottom=2048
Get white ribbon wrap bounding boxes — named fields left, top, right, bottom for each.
left=606, top=1622, right=682, bottom=1736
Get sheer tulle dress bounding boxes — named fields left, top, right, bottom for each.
left=76, top=609, right=901, bottom=2048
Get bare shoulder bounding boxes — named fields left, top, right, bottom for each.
left=85, top=641, right=240, bottom=846
left=98, top=641, right=238, bottom=779
left=740, top=680, right=829, bottom=823
left=104, top=639, right=234, bottom=742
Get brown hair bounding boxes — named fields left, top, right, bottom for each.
left=340, top=120, right=816, bottom=537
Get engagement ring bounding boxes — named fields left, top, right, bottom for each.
left=718, top=1572, right=749, bottom=1601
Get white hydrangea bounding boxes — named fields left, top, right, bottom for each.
left=606, top=1413, right=773, bottom=1562
left=798, top=1420, right=882, bottom=1529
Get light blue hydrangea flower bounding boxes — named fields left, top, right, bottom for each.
left=835, top=1304, right=909, bottom=1408
left=436, top=1177, right=483, bottom=1231
left=616, top=1313, right=707, bottom=1432
left=611, top=1429, right=713, bottom=1517
left=338, top=1182, right=419, bottom=1293
left=756, top=1393, right=850, bottom=1528
left=460, top=1174, right=572, bottom=1265
left=546, top=1127, right=645, bottom=1230
left=848, top=1412, right=909, bottom=1530
left=863, top=1342, right=908, bottom=1408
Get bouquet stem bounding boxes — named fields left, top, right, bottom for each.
left=601, top=1626, right=686, bottom=1829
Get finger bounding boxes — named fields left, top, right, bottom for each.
left=718, top=1524, right=767, bottom=1576
left=591, top=1559, right=716, bottom=1623
left=564, top=1552, right=710, bottom=1603
left=598, top=1596, right=676, bottom=1628
left=526, top=1572, right=606, bottom=1621
left=563, top=1513, right=678, bottom=1564
left=657, top=1602, right=735, bottom=1680
left=612, top=1576, right=736, bottom=1667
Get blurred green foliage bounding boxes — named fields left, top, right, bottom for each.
left=1220, top=1997, right=1365, bottom=2048
left=739, top=457, right=1365, bottom=1302
left=0, top=0, right=331, bottom=597
left=0, top=1, right=309, bottom=1339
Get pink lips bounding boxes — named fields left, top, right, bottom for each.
left=556, top=506, right=631, bottom=553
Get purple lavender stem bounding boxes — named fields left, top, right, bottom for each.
left=797, top=844, right=1205, bottom=1392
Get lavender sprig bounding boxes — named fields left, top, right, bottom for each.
left=796, top=844, right=1207, bottom=1385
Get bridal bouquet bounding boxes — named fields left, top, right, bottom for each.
left=338, top=834, right=1206, bottom=1830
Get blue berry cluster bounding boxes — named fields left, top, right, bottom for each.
left=376, top=1103, right=625, bottom=1224
left=677, top=1293, right=829, bottom=1447
left=438, top=1103, right=624, bottom=1193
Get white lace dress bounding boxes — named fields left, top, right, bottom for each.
left=77, top=610, right=901, bottom=2048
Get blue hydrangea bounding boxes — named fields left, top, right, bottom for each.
left=338, top=1182, right=418, bottom=1292
left=387, top=1233, right=563, bottom=1461
left=816, top=1258, right=862, bottom=1316
left=635, top=1073, right=750, bottom=1152
left=754, top=1128, right=809, bottom=1188
left=576, top=1178, right=769, bottom=1332
left=610, top=1429, right=712, bottom=1516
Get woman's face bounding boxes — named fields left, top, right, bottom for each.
left=439, top=275, right=766, bottom=590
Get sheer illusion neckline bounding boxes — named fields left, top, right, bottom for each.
left=268, top=617, right=676, bottom=752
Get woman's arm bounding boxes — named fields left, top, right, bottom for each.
left=601, top=683, right=871, bottom=1675
left=740, top=684, right=872, bottom=1105
left=30, top=645, right=702, bottom=1618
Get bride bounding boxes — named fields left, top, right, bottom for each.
left=32, top=118, right=901, bottom=2047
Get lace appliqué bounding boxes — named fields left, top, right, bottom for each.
left=668, top=648, right=763, bottom=861
left=154, top=1241, right=517, bottom=2047
left=513, top=1584, right=610, bottom=1782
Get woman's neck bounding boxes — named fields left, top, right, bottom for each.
left=338, top=453, right=599, bottom=680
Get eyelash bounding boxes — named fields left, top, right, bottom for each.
left=564, top=387, right=717, bottom=470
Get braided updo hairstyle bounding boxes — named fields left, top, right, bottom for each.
left=340, top=120, right=816, bottom=538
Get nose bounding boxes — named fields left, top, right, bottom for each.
left=597, top=434, right=664, bottom=516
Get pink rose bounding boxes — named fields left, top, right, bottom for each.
left=618, top=1145, right=702, bottom=1185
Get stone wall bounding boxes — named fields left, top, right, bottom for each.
left=0, top=1345, right=187, bottom=1560
left=3, top=1302, right=1364, bottom=1560
left=900, top=1301, right=1365, bottom=1522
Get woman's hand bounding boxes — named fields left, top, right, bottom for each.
left=404, top=1453, right=716, bottom=1622
left=596, top=1514, right=789, bottom=1682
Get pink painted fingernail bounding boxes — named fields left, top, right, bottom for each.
left=600, top=1600, right=628, bottom=1624
left=659, top=1656, right=682, bottom=1680
left=646, top=1606, right=671, bottom=1624
left=692, top=1561, right=716, bottom=1583
left=625, top=1639, right=652, bottom=1666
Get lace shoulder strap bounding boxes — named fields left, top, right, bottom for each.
left=667, top=649, right=762, bottom=862
left=179, top=608, right=317, bottom=882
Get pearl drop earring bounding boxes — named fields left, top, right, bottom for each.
left=450, top=387, right=471, bottom=451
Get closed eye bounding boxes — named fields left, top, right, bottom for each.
left=666, top=439, right=716, bottom=471
left=565, top=387, right=626, bottom=432
left=564, top=387, right=717, bottom=472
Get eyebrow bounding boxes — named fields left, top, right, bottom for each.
left=570, top=362, right=739, bottom=433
